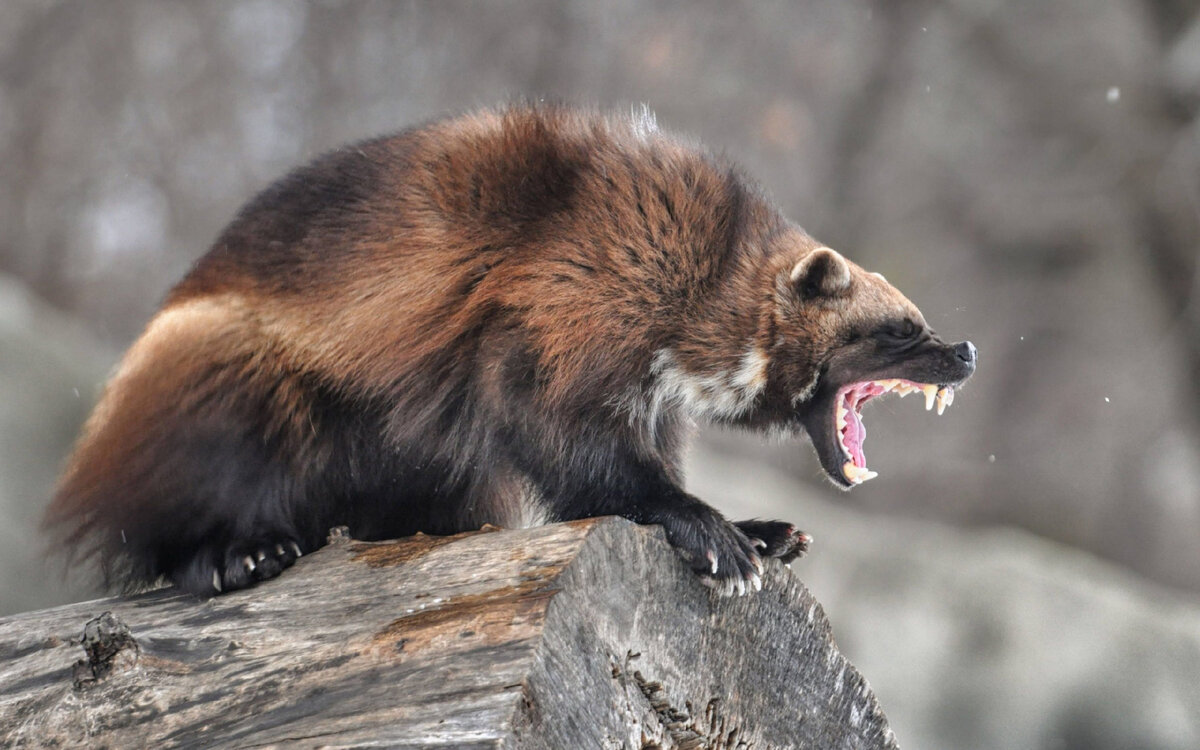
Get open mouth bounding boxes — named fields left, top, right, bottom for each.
left=836, top=379, right=956, bottom=485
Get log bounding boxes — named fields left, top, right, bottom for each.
left=0, top=518, right=898, bottom=748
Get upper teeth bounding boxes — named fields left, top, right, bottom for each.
left=923, top=384, right=938, bottom=411
left=856, top=378, right=957, bottom=412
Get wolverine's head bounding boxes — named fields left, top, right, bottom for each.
left=765, top=244, right=977, bottom=489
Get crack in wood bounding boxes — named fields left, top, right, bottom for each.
left=633, top=671, right=757, bottom=750
left=608, top=650, right=768, bottom=750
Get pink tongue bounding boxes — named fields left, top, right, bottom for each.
left=845, top=407, right=866, bottom=467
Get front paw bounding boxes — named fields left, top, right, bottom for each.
left=657, top=504, right=764, bottom=596
left=735, top=519, right=812, bottom=565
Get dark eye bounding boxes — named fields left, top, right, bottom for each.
left=882, top=319, right=919, bottom=341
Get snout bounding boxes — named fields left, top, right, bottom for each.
left=954, top=341, right=977, bottom=370
left=946, top=340, right=977, bottom=383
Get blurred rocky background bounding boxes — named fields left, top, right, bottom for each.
left=0, top=1, right=1197, bottom=748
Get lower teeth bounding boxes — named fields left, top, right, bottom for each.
left=842, top=461, right=878, bottom=484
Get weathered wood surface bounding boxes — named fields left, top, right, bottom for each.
left=0, top=518, right=898, bottom=749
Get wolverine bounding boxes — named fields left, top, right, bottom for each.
left=47, top=105, right=976, bottom=597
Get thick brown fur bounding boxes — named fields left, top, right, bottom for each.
left=46, top=105, right=975, bottom=595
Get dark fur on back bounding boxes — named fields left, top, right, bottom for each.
left=46, top=105, right=975, bottom=595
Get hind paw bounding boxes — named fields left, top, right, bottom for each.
left=173, top=536, right=304, bottom=595
left=211, top=538, right=303, bottom=593
left=734, top=520, right=812, bottom=565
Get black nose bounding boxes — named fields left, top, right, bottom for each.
left=955, top=341, right=977, bottom=365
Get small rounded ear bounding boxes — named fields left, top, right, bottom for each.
left=790, top=247, right=852, bottom=299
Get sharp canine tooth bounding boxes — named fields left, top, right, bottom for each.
left=842, top=462, right=876, bottom=483
left=923, top=384, right=937, bottom=411
left=843, top=461, right=858, bottom=482
left=946, top=387, right=955, bottom=407
left=936, top=387, right=948, bottom=415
